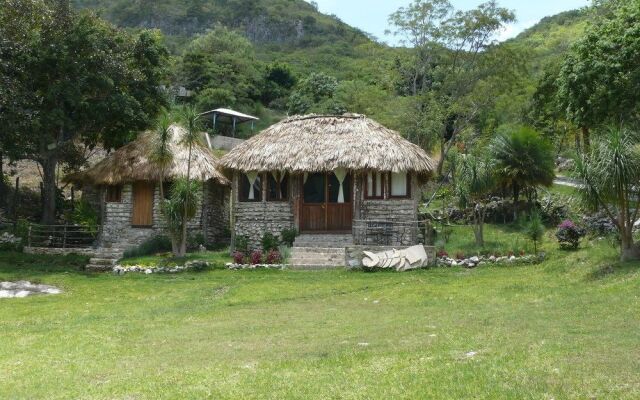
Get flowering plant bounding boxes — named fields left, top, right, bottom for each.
left=556, top=220, right=586, bottom=250
left=250, top=250, right=263, bottom=265
left=266, top=249, right=282, bottom=264
left=232, top=251, right=245, bottom=264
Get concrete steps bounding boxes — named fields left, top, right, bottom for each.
left=289, top=247, right=346, bottom=270
left=85, top=248, right=124, bottom=272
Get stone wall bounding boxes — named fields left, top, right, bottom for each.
left=345, top=245, right=436, bottom=268
left=210, top=135, right=245, bottom=151
left=202, top=182, right=231, bottom=245
left=233, top=173, right=294, bottom=249
left=100, top=181, right=225, bottom=250
left=24, top=247, right=96, bottom=257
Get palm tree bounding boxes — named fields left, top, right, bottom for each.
left=150, top=109, right=174, bottom=201
left=575, top=127, right=640, bottom=261
left=490, top=127, right=555, bottom=219
left=456, top=154, right=496, bottom=247
left=149, top=109, right=176, bottom=253
left=176, top=105, right=204, bottom=256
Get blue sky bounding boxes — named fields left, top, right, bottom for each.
left=310, top=0, right=590, bottom=44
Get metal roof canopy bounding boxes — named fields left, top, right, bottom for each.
left=200, top=108, right=259, bottom=137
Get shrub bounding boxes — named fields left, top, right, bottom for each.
left=525, top=211, right=545, bottom=253
left=0, top=232, right=22, bottom=251
left=278, top=244, right=292, bottom=265
left=266, top=249, right=282, bottom=264
left=187, top=232, right=206, bottom=251
left=69, top=199, right=99, bottom=232
left=123, top=235, right=172, bottom=258
left=436, top=249, right=449, bottom=258
left=455, top=251, right=465, bottom=260
left=235, top=235, right=249, bottom=253
left=250, top=250, right=263, bottom=265
left=556, top=219, right=586, bottom=250
left=280, top=228, right=298, bottom=246
left=232, top=251, right=245, bottom=264
left=261, top=232, right=280, bottom=252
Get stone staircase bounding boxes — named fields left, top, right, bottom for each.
left=85, top=247, right=125, bottom=272
left=289, top=234, right=352, bottom=270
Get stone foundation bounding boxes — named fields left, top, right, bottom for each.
left=24, top=247, right=96, bottom=257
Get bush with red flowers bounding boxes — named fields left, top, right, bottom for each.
left=232, top=251, right=245, bottom=264
left=250, top=250, right=263, bottom=265
left=266, top=249, right=282, bottom=264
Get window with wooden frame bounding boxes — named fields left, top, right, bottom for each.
left=239, top=173, right=263, bottom=202
left=388, top=171, right=411, bottom=199
left=105, top=185, right=122, bottom=203
left=364, top=172, right=384, bottom=199
left=267, top=172, right=289, bottom=201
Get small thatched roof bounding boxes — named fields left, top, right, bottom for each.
left=219, top=114, right=436, bottom=174
left=67, top=125, right=229, bottom=186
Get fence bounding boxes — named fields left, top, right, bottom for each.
left=27, top=224, right=100, bottom=249
left=352, top=220, right=430, bottom=246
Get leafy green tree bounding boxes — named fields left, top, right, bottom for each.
left=388, top=0, right=516, bottom=175
left=287, top=72, right=341, bottom=114
left=574, top=127, right=640, bottom=261
left=557, top=0, right=640, bottom=151
left=260, top=62, right=297, bottom=108
left=455, top=154, right=496, bottom=247
left=0, top=1, right=168, bottom=223
left=490, top=127, right=555, bottom=219
left=181, top=26, right=261, bottom=111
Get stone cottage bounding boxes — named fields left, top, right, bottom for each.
left=219, top=114, right=437, bottom=268
left=68, top=125, right=230, bottom=251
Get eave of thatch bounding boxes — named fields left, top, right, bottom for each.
left=66, top=125, right=229, bottom=186
left=219, top=114, right=436, bottom=174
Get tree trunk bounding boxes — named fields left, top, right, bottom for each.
left=473, top=205, right=485, bottom=247
left=575, top=131, right=582, bottom=154
left=581, top=126, right=590, bottom=153
left=620, top=232, right=640, bottom=261
left=179, top=143, right=193, bottom=257
left=512, top=184, right=519, bottom=222
left=0, top=151, right=5, bottom=208
left=40, top=153, right=58, bottom=224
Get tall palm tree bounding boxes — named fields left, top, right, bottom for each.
left=150, top=109, right=174, bottom=201
left=490, top=127, right=555, bottom=219
left=575, top=127, right=640, bottom=261
left=177, top=105, right=204, bottom=256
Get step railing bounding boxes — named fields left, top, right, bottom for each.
left=27, top=224, right=100, bottom=249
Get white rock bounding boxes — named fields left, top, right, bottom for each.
left=14, top=290, right=31, bottom=298
left=144, top=269, right=153, bottom=274
left=470, top=256, right=480, bottom=263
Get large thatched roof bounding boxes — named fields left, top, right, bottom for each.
left=67, top=125, right=229, bottom=186
left=219, top=114, right=436, bottom=174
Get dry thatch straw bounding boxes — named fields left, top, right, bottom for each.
left=219, top=114, right=436, bottom=174
left=66, top=125, right=229, bottom=186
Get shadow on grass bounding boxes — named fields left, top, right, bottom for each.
left=0, top=251, right=91, bottom=278
left=585, top=261, right=640, bottom=281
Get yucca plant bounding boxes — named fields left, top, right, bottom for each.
left=574, top=127, right=640, bottom=261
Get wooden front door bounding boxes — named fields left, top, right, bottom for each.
left=301, top=172, right=352, bottom=232
left=132, top=182, right=154, bottom=227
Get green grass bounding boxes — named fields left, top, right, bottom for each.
left=1, top=236, right=639, bottom=399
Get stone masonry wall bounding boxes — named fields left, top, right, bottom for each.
left=100, top=182, right=206, bottom=250
left=203, top=182, right=231, bottom=245
left=233, top=174, right=294, bottom=250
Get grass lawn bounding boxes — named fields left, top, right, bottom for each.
left=1, top=234, right=639, bottom=399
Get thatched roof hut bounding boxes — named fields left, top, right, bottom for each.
left=219, top=114, right=436, bottom=174
left=68, top=125, right=229, bottom=186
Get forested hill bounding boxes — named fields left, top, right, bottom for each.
left=72, top=0, right=372, bottom=51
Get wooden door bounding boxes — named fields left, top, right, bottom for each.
left=300, top=172, right=352, bottom=232
left=132, top=182, right=154, bottom=227
left=301, top=173, right=326, bottom=231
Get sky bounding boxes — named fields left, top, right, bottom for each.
left=309, top=0, right=590, bottom=44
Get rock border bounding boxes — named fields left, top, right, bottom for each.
left=437, top=254, right=544, bottom=268
left=112, top=260, right=211, bottom=275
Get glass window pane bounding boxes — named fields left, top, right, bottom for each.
left=375, top=173, right=382, bottom=197
left=328, top=173, right=351, bottom=203
left=303, top=173, right=325, bottom=203
left=391, top=172, right=407, bottom=197
left=367, top=173, right=374, bottom=197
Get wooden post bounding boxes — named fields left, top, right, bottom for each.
left=27, top=224, right=32, bottom=248
left=62, top=224, right=67, bottom=249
